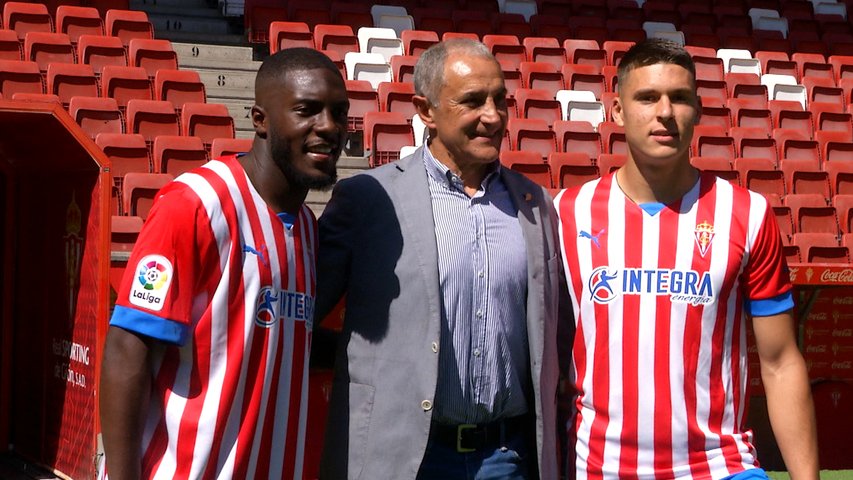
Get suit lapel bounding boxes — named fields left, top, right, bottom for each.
left=388, top=149, right=442, bottom=316
left=502, top=169, right=546, bottom=368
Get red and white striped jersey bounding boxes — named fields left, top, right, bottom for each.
left=111, top=155, right=317, bottom=479
left=555, top=172, right=792, bottom=480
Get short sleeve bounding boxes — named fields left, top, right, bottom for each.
left=111, top=182, right=216, bottom=345
left=742, top=198, right=794, bottom=317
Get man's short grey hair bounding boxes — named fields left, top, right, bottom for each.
left=413, top=39, right=497, bottom=106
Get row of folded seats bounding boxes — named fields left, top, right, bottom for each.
left=0, top=3, right=152, bottom=47
left=248, top=0, right=853, bottom=56
left=109, top=136, right=253, bottom=252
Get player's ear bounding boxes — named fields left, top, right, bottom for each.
left=612, top=95, right=624, bottom=126
left=251, top=105, right=267, bottom=138
left=413, top=95, right=436, bottom=130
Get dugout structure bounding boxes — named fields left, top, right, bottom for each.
left=0, top=100, right=111, bottom=479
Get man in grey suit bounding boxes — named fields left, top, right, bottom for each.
left=315, top=39, right=568, bottom=479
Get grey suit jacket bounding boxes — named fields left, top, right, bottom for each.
left=315, top=148, right=566, bottom=479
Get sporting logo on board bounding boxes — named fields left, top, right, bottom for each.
left=129, top=255, right=173, bottom=311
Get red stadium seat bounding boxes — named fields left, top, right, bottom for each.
left=795, top=234, right=849, bottom=262
left=756, top=50, right=797, bottom=78
left=730, top=126, right=776, bottom=160
left=452, top=11, right=492, bottom=39
left=603, top=40, right=634, bottom=66
left=554, top=120, right=602, bottom=162
left=548, top=152, right=599, bottom=189
left=500, top=150, right=552, bottom=188
left=246, top=6, right=286, bottom=44
left=793, top=203, right=840, bottom=234
left=269, top=21, right=314, bottom=53
left=735, top=157, right=786, bottom=197
left=46, top=62, right=98, bottom=106
left=694, top=134, right=736, bottom=159
left=0, top=59, right=43, bottom=98
left=378, top=81, right=416, bottom=120
left=363, top=111, right=414, bottom=167
left=515, top=88, right=560, bottom=124
left=598, top=121, right=627, bottom=155
left=693, top=55, right=725, bottom=82
left=154, top=69, right=206, bottom=111
left=775, top=129, right=820, bottom=164
left=288, top=0, right=331, bottom=28
left=390, top=55, right=417, bottom=84
left=24, top=32, right=74, bottom=73
left=181, top=102, right=235, bottom=148
left=95, top=132, right=151, bottom=179
left=826, top=159, right=853, bottom=196
left=833, top=194, right=853, bottom=233
left=314, top=24, right=359, bottom=58
left=105, top=9, right=153, bottom=47
left=597, top=153, right=627, bottom=175
left=507, top=118, right=556, bottom=159
left=345, top=79, right=379, bottom=134
left=101, top=65, right=152, bottom=109
left=829, top=55, right=853, bottom=82
left=563, top=39, right=606, bottom=71
left=126, top=99, right=180, bottom=144
left=523, top=37, right=566, bottom=69
left=110, top=215, right=143, bottom=252
left=77, top=34, right=127, bottom=75
left=128, top=38, right=178, bottom=78
left=10, top=92, right=59, bottom=104
left=211, top=137, right=253, bottom=158
left=56, top=5, right=103, bottom=44
left=561, top=63, right=605, bottom=100
left=803, top=76, right=844, bottom=106
left=816, top=112, right=853, bottom=140
left=0, top=29, right=22, bottom=62
left=69, top=95, right=122, bottom=138
left=521, top=61, right=564, bottom=96
left=122, top=172, right=173, bottom=219
left=698, top=106, right=732, bottom=130
left=483, top=34, right=526, bottom=71
left=153, top=135, right=208, bottom=176
left=3, top=2, right=52, bottom=42
left=781, top=158, right=831, bottom=197
left=401, top=30, right=439, bottom=57
left=690, top=156, right=739, bottom=185
left=773, top=206, right=794, bottom=242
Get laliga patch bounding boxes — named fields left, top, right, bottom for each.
left=129, top=255, right=173, bottom=311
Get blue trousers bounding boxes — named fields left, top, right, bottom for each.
left=416, top=427, right=532, bottom=480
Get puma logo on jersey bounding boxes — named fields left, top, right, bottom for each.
left=243, top=243, right=269, bottom=267
left=579, top=228, right=606, bottom=248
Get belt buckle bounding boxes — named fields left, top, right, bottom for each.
left=456, top=424, right=477, bottom=453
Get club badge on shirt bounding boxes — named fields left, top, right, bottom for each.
left=129, top=254, right=174, bottom=311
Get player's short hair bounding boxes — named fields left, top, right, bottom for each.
left=413, top=38, right=497, bottom=106
left=255, top=47, right=342, bottom=92
left=616, top=38, right=696, bottom=92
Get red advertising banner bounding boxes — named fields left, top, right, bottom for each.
left=788, top=264, right=853, bottom=285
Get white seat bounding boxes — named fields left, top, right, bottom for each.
left=370, top=5, right=408, bottom=26
left=717, top=48, right=761, bottom=74
left=345, top=52, right=392, bottom=89
left=815, top=2, right=847, bottom=19
left=761, top=73, right=806, bottom=108
left=566, top=101, right=606, bottom=128
left=756, top=16, right=788, bottom=38
left=503, top=0, right=538, bottom=21
left=412, top=114, right=427, bottom=146
left=650, top=30, right=685, bottom=46
left=747, top=7, right=780, bottom=29
left=377, top=14, right=415, bottom=38
left=642, top=21, right=676, bottom=38
left=357, top=27, right=404, bottom=63
left=556, top=89, right=597, bottom=120
left=400, top=145, right=418, bottom=158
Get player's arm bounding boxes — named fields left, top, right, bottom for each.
left=100, top=326, right=157, bottom=480
left=752, top=309, right=819, bottom=480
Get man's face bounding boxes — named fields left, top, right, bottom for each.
left=612, top=63, right=700, bottom=168
left=264, top=67, right=349, bottom=190
left=423, top=54, right=508, bottom=169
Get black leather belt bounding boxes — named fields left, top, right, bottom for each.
left=430, top=415, right=530, bottom=453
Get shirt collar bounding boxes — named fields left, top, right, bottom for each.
left=422, top=144, right=501, bottom=193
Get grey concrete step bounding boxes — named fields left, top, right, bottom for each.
left=197, top=68, right=258, bottom=91
left=173, top=42, right=255, bottom=64
left=150, top=15, right=233, bottom=36
left=158, top=29, right=248, bottom=46
left=132, top=0, right=220, bottom=15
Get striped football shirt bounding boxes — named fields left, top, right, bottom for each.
left=555, top=172, right=793, bottom=480
left=110, top=155, right=317, bottom=479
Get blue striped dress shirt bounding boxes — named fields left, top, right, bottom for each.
left=422, top=146, right=531, bottom=425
